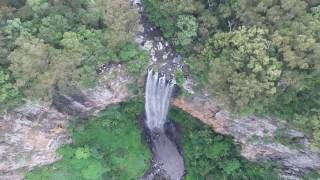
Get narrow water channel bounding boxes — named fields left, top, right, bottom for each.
left=131, top=1, right=186, bottom=179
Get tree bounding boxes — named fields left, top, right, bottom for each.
left=8, top=36, right=49, bottom=88
left=4, top=18, right=31, bottom=41
left=38, top=14, right=70, bottom=45
left=60, top=31, right=82, bottom=50
left=176, top=15, right=198, bottom=46
left=29, top=50, right=85, bottom=99
left=0, top=68, right=19, bottom=103
left=75, top=146, right=91, bottom=160
left=199, top=27, right=282, bottom=111
left=26, top=0, right=49, bottom=13
left=81, top=162, right=104, bottom=180
left=96, top=0, right=141, bottom=47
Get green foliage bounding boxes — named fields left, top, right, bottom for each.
left=114, top=43, right=150, bottom=74
left=26, top=0, right=49, bottom=12
left=144, top=0, right=177, bottom=40
left=175, top=67, right=186, bottom=90
left=190, top=26, right=281, bottom=112
left=119, top=44, right=140, bottom=61
left=145, top=0, right=239, bottom=50
left=61, top=32, right=82, bottom=50
left=0, top=0, right=146, bottom=107
left=26, top=100, right=151, bottom=180
left=75, top=146, right=91, bottom=160
left=96, top=0, right=141, bottom=47
left=125, top=49, right=149, bottom=74
left=303, top=170, right=320, bottom=180
left=234, top=0, right=320, bottom=147
left=0, top=68, right=19, bottom=103
left=145, top=0, right=204, bottom=49
left=145, top=0, right=320, bottom=149
left=169, top=107, right=279, bottom=179
left=176, top=15, right=198, bottom=46
left=81, top=162, right=105, bottom=180
left=8, top=36, right=49, bottom=88
left=4, top=18, right=31, bottom=41
left=38, top=15, right=69, bottom=45
left=0, top=67, right=20, bottom=112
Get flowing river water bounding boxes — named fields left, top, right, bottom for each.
left=130, top=1, right=186, bottom=179
left=143, top=70, right=184, bottom=180
left=145, top=70, right=175, bottom=130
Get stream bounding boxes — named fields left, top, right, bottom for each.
left=131, top=1, right=186, bottom=179
left=143, top=70, right=184, bottom=180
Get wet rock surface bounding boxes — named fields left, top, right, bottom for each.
left=142, top=124, right=185, bottom=180
left=53, top=66, right=131, bottom=116
left=133, top=2, right=183, bottom=79
left=0, top=66, right=132, bottom=180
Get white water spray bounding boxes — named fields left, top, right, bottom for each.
left=145, top=70, right=175, bottom=130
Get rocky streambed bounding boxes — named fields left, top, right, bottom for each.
left=142, top=123, right=185, bottom=180
left=133, top=3, right=183, bottom=79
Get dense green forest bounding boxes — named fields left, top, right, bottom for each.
left=27, top=100, right=280, bottom=180
left=170, top=107, right=278, bottom=180
left=26, top=100, right=152, bottom=180
left=1, top=1, right=319, bottom=149
left=144, top=0, right=320, bottom=150
left=0, top=0, right=148, bottom=111
left=1, top=0, right=320, bottom=178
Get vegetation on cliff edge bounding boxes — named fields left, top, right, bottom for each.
left=145, top=0, right=320, bottom=151
left=0, top=0, right=149, bottom=112
left=26, top=100, right=151, bottom=180
left=170, top=107, right=279, bottom=179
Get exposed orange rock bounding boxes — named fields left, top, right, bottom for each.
left=173, top=97, right=227, bottom=134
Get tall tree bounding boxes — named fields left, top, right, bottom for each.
left=96, top=0, right=141, bottom=47
left=8, top=36, right=49, bottom=88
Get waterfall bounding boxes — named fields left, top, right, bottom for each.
left=145, top=70, right=175, bottom=130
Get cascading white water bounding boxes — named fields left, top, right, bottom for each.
left=145, top=70, right=175, bottom=130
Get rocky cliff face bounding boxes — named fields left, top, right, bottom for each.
left=0, top=66, right=131, bottom=180
left=173, top=95, right=320, bottom=179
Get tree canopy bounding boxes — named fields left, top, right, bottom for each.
left=145, top=0, right=320, bottom=150
left=0, top=0, right=149, bottom=109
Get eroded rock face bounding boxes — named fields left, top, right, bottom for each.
left=53, top=66, right=131, bottom=116
left=0, top=101, right=70, bottom=180
left=173, top=96, right=320, bottom=179
left=0, top=67, right=132, bottom=180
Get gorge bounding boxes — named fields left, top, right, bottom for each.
left=0, top=0, right=320, bottom=180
